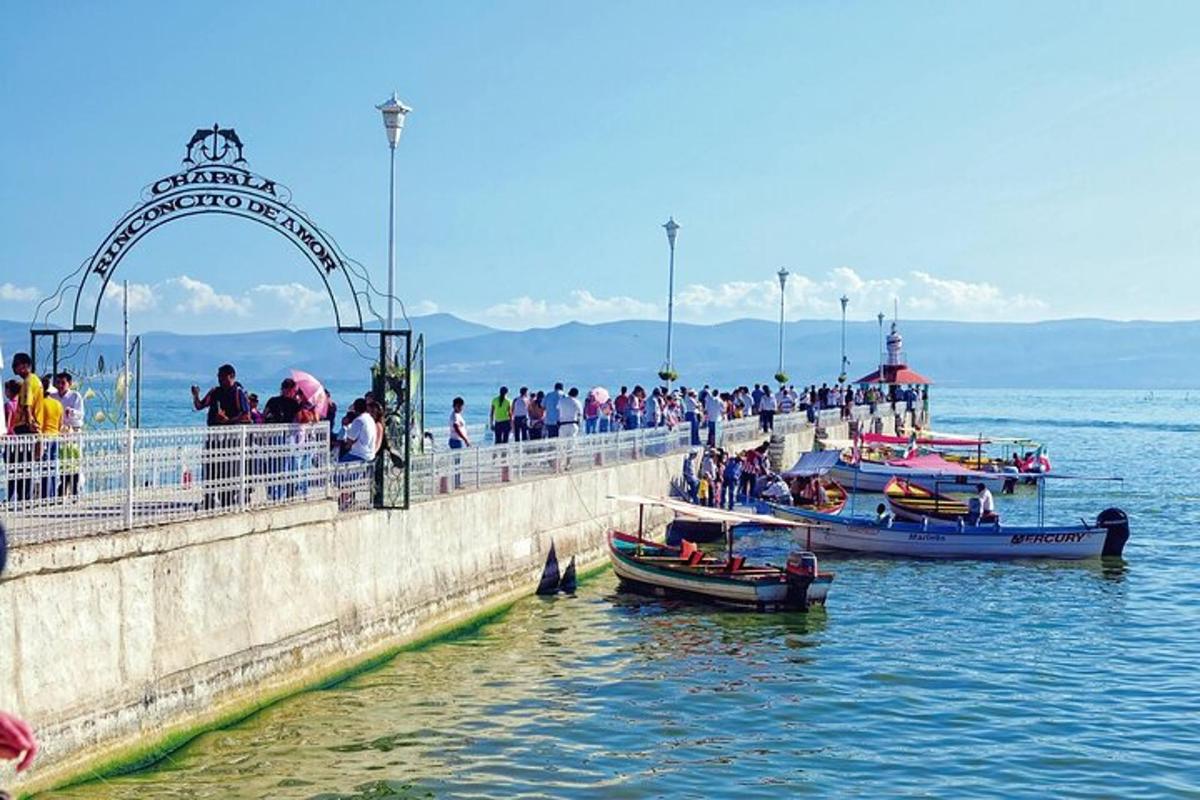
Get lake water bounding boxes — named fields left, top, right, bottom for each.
left=40, top=389, right=1200, bottom=798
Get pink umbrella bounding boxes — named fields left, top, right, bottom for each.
left=289, top=369, right=329, bottom=419
left=590, top=386, right=610, bottom=405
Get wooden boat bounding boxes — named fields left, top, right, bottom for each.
left=607, top=495, right=834, bottom=611
left=762, top=503, right=1130, bottom=561
left=828, top=453, right=1018, bottom=495
left=884, top=476, right=982, bottom=523
left=775, top=451, right=848, bottom=515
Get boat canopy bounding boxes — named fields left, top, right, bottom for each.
left=863, top=432, right=988, bottom=447
left=817, top=437, right=856, bottom=451
left=609, top=494, right=798, bottom=527
left=782, top=450, right=842, bottom=478
left=885, top=453, right=997, bottom=478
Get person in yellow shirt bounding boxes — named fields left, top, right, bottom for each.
left=39, top=387, right=62, bottom=436
left=10, top=353, right=43, bottom=435
left=9, top=353, right=42, bottom=503
left=38, top=386, right=63, bottom=500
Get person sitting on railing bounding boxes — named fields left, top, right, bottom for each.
left=339, top=398, right=377, bottom=463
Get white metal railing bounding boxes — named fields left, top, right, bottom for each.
left=1, top=424, right=347, bottom=546
left=1, top=402, right=918, bottom=543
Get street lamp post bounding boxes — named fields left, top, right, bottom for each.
left=877, top=311, right=885, bottom=390
left=777, top=268, right=789, bottom=380
left=376, top=92, right=412, bottom=335
left=662, top=217, right=680, bottom=386
left=839, top=294, right=849, bottom=383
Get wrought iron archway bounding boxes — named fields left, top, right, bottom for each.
left=30, top=124, right=422, bottom=508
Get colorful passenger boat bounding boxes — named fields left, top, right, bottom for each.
left=761, top=503, right=1130, bottom=560
left=607, top=495, right=833, bottom=611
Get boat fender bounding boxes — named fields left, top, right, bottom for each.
left=957, top=518, right=965, bottom=532
left=536, top=541, right=561, bottom=595
left=1097, top=508, right=1130, bottom=558
left=921, top=517, right=928, bottom=531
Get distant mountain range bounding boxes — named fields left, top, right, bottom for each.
left=1, top=314, right=1196, bottom=390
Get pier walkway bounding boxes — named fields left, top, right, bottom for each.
left=1, top=404, right=915, bottom=548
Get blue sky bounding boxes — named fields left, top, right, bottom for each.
left=1, top=1, right=1197, bottom=333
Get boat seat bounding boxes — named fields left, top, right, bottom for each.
left=687, top=550, right=705, bottom=567
left=726, top=555, right=746, bottom=572
left=679, top=539, right=698, bottom=560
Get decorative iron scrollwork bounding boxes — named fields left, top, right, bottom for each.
left=183, top=124, right=246, bottom=165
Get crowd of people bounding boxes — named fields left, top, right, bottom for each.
left=461, top=380, right=928, bottom=450
left=4, top=353, right=85, bottom=503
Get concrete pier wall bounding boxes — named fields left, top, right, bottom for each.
left=0, top=417, right=887, bottom=794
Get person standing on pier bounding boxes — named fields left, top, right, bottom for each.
left=512, top=387, right=530, bottom=442
left=544, top=382, right=563, bottom=438
left=489, top=386, right=513, bottom=445
left=703, top=388, right=725, bottom=447
left=191, top=364, right=251, bottom=509
left=448, top=397, right=470, bottom=489
left=557, top=387, right=583, bottom=437
left=759, top=386, right=777, bottom=432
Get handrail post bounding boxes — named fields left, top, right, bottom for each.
left=123, top=427, right=135, bottom=530
left=239, top=426, right=249, bottom=511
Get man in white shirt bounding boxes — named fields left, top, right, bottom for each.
left=557, top=387, right=583, bottom=437
left=758, top=387, right=777, bottom=432
left=53, top=372, right=84, bottom=432
left=975, top=483, right=995, bottom=522
left=447, top=396, right=470, bottom=488
left=341, top=399, right=377, bottom=462
left=703, top=390, right=724, bottom=447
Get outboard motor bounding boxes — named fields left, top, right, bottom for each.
left=1096, top=508, right=1130, bottom=558
left=785, top=551, right=818, bottom=608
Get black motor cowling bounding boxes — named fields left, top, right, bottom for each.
left=1096, top=508, right=1130, bottom=558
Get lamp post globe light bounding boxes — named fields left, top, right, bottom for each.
left=839, top=294, right=849, bottom=383
left=376, top=92, right=412, bottom=335
left=661, top=217, right=680, bottom=386
left=776, top=268, right=789, bottom=383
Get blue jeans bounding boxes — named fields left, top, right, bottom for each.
left=686, top=412, right=700, bottom=446
left=448, top=438, right=464, bottom=488
left=625, top=412, right=639, bottom=430
left=707, top=420, right=718, bottom=447
left=722, top=481, right=737, bottom=510
left=585, top=417, right=598, bottom=434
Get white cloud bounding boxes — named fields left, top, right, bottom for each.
left=0, top=282, right=39, bottom=302
left=169, top=276, right=251, bottom=316
left=481, top=290, right=658, bottom=327
left=474, top=268, right=1048, bottom=327
left=103, top=282, right=157, bottom=312
left=251, top=283, right=329, bottom=318
left=906, top=271, right=1047, bottom=319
